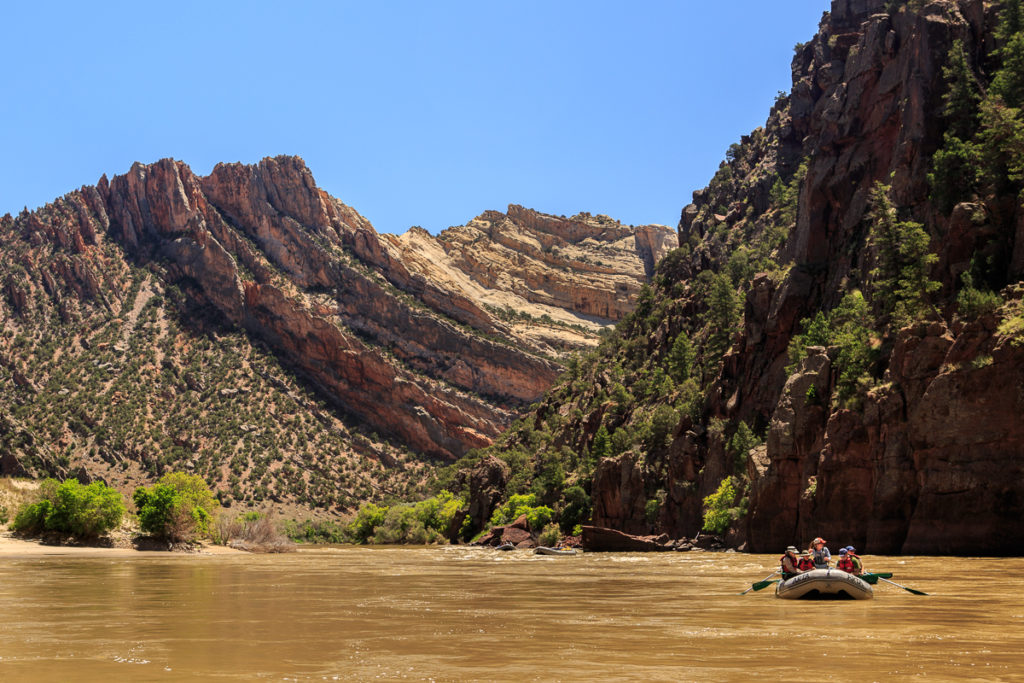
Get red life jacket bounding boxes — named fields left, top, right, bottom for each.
left=780, top=554, right=798, bottom=575
left=797, top=557, right=815, bottom=571
left=836, top=556, right=855, bottom=572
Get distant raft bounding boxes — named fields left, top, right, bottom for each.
left=534, top=546, right=578, bottom=556
left=776, top=568, right=873, bottom=600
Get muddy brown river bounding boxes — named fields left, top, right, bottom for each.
left=0, top=547, right=1021, bottom=681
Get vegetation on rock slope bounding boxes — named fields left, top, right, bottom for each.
left=412, top=0, right=1024, bottom=551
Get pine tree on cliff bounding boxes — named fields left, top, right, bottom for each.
left=942, top=39, right=982, bottom=140
left=866, top=183, right=940, bottom=328
left=991, top=31, right=1024, bottom=108
left=995, top=0, right=1022, bottom=47
left=928, top=39, right=983, bottom=212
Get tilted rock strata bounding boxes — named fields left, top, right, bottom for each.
left=1, top=155, right=667, bottom=466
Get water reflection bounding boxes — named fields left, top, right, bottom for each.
left=0, top=548, right=1021, bottom=680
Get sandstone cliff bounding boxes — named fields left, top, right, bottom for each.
left=472, top=0, right=1024, bottom=555
left=0, top=156, right=672, bottom=510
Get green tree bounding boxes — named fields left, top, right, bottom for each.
left=978, top=99, right=1024, bottom=192
left=727, top=421, right=759, bottom=472
left=706, top=272, right=739, bottom=359
left=992, top=32, right=1024, bottom=108
left=667, top=333, right=696, bottom=383
left=941, top=39, right=982, bottom=140
left=867, top=183, right=940, bottom=327
left=929, top=135, right=983, bottom=212
left=345, top=503, right=389, bottom=542
left=13, top=479, right=125, bottom=539
left=133, top=472, right=217, bottom=542
left=559, top=485, right=591, bottom=533
left=995, top=0, right=1022, bottom=44
left=702, top=477, right=737, bottom=534
left=590, top=425, right=611, bottom=464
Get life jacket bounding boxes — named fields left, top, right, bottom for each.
left=849, top=554, right=863, bottom=574
left=836, top=556, right=855, bottom=572
left=779, top=554, right=798, bottom=577
left=811, top=546, right=830, bottom=568
left=797, top=557, right=815, bottom=571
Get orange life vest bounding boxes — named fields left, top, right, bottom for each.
left=836, top=556, right=856, bottom=572
left=797, top=557, right=815, bottom=571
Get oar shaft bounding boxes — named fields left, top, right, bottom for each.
left=879, top=576, right=928, bottom=595
left=740, top=571, right=779, bottom=595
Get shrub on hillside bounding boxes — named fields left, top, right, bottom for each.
left=487, top=493, right=553, bottom=531
left=12, top=478, right=125, bottom=538
left=133, top=472, right=216, bottom=542
left=346, top=491, right=464, bottom=544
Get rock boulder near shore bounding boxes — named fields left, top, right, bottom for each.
left=580, top=525, right=677, bottom=552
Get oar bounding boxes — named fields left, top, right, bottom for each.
left=878, top=576, right=928, bottom=595
left=859, top=572, right=893, bottom=585
left=740, top=571, right=780, bottom=595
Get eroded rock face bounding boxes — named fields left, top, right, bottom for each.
left=740, top=0, right=1024, bottom=554
left=752, top=317, right=1024, bottom=555
left=591, top=452, right=649, bottom=536
left=465, top=455, right=510, bottom=533
left=8, top=156, right=668, bottom=463
left=394, top=206, right=676, bottom=353
left=546, top=0, right=1024, bottom=555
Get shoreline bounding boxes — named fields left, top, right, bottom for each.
left=0, top=530, right=245, bottom=558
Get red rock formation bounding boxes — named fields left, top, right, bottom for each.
left=2, top=154, right=667, bottom=467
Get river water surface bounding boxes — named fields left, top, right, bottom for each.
left=1, top=547, right=1021, bottom=681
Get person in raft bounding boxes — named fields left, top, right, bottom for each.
left=809, top=537, right=831, bottom=568
left=835, top=548, right=856, bottom=573
left=845, top=546, right=863, bottom=574
left=780, top=546, right=802, bottom=579
left=797, top=550, right=815, bottom=572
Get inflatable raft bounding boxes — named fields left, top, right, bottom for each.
left=534, top=546, right=577, bottom=556
left=776, top=568, right=873, bottom=600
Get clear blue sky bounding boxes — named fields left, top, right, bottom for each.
left=1, top=2, right=826, bottom=234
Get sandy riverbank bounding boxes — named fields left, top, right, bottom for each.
left=0, top=530, right=246, bottom=558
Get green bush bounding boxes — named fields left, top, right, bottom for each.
left=346, top=502, right=388, bottom=543
left=133, top=472, right=216, bottom=542
left=12, top=478, right=125, bottom=538
left=346, top=491, right=464, bottom=545
left=282, top=518, right=348, bottom=544
left=702, top=477, right=737, bottom=534
left=12, top=500, right=55, bottom=535
left=488, top=493, right=552, bottom=531
left=558, top=485, right=591, bottom=533
left=957, top=285, right=1002, bottom=318
left=538, top=523, right=562, bottom=547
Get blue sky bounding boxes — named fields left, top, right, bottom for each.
left=1, top=2, right=825, bottom=234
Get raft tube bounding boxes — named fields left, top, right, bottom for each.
left=776, top=568, right=873, bottom=600
left=534, top=546, right=578, bottom=556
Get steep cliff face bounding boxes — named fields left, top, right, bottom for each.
left=390, top=206, right=676, bottom=353
left=0, top=156, right=670, bottom=508
left=475, top=0, right=1024, bottom=555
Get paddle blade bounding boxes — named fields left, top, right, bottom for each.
left=860, top=572, right=892, bottom=585
left=752, top=579, right=780, bottom=591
